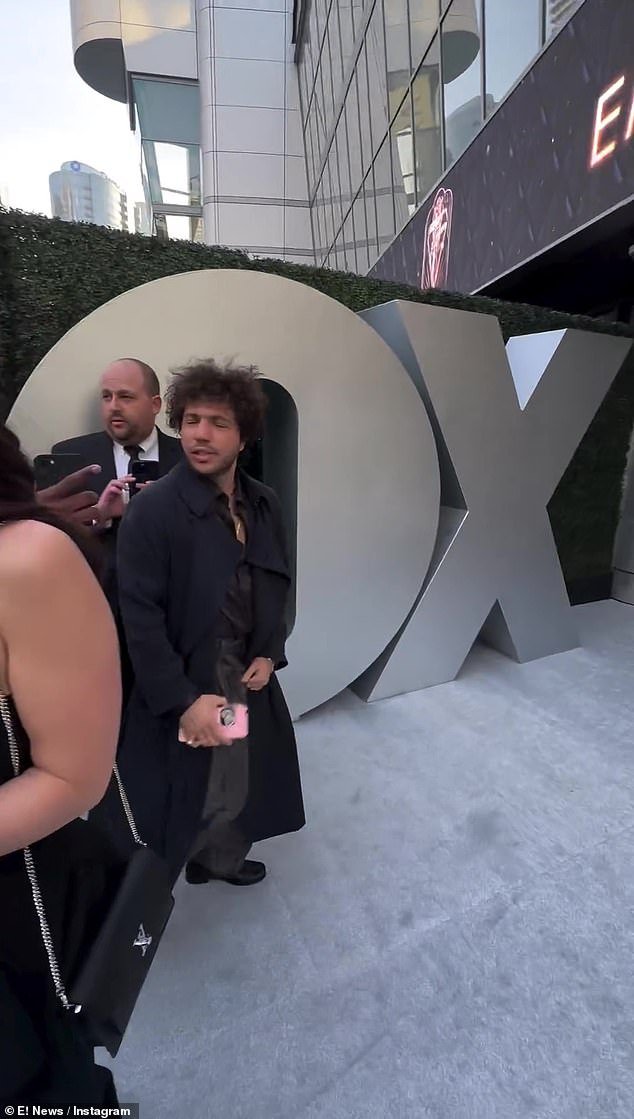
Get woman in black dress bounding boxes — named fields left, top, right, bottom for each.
left=0, top=423, right=121, bottom=1105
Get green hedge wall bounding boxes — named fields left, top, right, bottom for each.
left=1, top=208, right=633, bottom=592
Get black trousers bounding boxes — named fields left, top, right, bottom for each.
left=188, top=740, right=252, bottom=875
left=188, top=636, right=252, bottom=875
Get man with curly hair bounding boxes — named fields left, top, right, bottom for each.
left=99, top=359, right=305, bottom=886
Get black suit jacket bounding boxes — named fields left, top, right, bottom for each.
left=51, top=429, right=183, bottom=496
left=51, top=430, right=183, bottom=699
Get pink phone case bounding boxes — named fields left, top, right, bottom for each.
left=217, top=703, right=249, bottom=740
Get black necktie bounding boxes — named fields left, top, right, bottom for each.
left=124, top=444, right=142, bottom=475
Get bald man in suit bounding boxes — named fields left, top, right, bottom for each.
left=52, top=358, right=182, bottom=700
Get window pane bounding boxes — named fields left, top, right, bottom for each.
left=305, top=114, right=316, bottom=196
left=314, top=65, right=329, bottom=155
left=356, top=49, right=374, bottom=171
left=321, top=25, right=335, bottom=135
left=351, top=0, right=365, bottom=35
left=315, top=0, right=328, bottom=49
left=329, top=4, right=344, bottom=89
left=412, top=34, right=442, bottom=202
left=312, top=190, right=323, bottom=260
left=301, top=48, right=315, bottom=117
left=305, top=37, right=316, bottom=97
left=352, top=190, right=370, bottom=272
left=409, top=0, right=439, bottom=73
left=338, top=0, right=355, bottom=75
left=328, top=142, right=344, bottom=231
left=335, top=114, right=352, bottom=213
left=442, top=0, right=482, bottom=166
left=143, top=141, right=200, bottom=207
left=384, top=0, right=410, bottom=120
left=546, top=0, right=582, bottom=39
left=299, top=58, right=308, bottom=114
left=345, top=80, right=364, bottom=195
left=306, top=106, right=316, bottom=189
left=485, top=0, right=541, bottom=116
left=373, top=137, right=396, bottom=251
left=322, top=163, right=335, bottom=249
left=343, top=209, right=357, bottom=271
left=366, top=1, right=390, bottom=152
left=133, top=79, right=200, bottom=146
left=364, top=169, right=379, bottom=259
left=308, top=2, right=320, bottom=83
left=318, top=175, right=328, bottom=260
left=390, top=92, right=415, bottom=229
left=165, top=214, right=192, bottom=241
left=303, top=50, right=315, bottom=119
left=313, top=114, right=324, bottom=187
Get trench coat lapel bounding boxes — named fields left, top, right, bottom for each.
left=240, top=473, right=290, bottom=578
left=240, top=473, right=292, bottom=661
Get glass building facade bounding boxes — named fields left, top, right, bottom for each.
left=71, top=0, right=584, bottom=262
left=296, top=0, right=583, bottom=271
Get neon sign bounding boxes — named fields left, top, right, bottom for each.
left=590, top=74, right=634, bottom=167
left=421, top=188, right=453, bottom=289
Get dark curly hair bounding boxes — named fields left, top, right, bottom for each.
left=165, top=359, right=267, bottom=444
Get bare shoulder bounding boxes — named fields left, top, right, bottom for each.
left=0, top=520, right=91, bottom=589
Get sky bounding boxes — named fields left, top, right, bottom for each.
left=0, top=0, right=143, bottom=216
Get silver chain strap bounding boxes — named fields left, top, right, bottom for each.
left=113, top=763, right=145, bottom=847
left=0, top=695, right=146, bottom=1015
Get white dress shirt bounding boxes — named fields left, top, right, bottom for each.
left=112, top=426, right=160, bottom=479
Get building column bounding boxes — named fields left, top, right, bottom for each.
left=196, top=0, right=218, bottom=245
left=195, top=0, right=311, bottom=260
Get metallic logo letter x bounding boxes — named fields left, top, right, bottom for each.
left=354, top=302, right=630, bottom=701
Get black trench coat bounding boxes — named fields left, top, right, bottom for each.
left=95, top=461, right=305, bottom=879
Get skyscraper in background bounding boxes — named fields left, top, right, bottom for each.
left=49, top=161, right=128, bottom=230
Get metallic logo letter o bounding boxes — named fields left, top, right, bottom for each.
left=8, top=270, right=441, bottom=717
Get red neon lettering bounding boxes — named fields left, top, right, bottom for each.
left=590, top=75, right=625, bottom=167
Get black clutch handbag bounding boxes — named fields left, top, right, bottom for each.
left=1, top=696, right=174, bottom=1058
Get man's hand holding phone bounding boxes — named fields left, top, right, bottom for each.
left=94, top=475, right=135, bottom=526
left=37, top=464, right=102, bottom=527
left=179, top=694, right=232, bottom=748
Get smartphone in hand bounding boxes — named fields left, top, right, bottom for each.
left=131, top=460, right=160, bottom=485
left=178, top=703, right=249, bottom=746
left=129, top=459, right=160, bottom=498
left=218, top=704, right=249, bottom=740
left=33, top=453, right=85, bottom=490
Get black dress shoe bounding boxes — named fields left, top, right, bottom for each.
left=185, top=859, right=267, bottom=886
